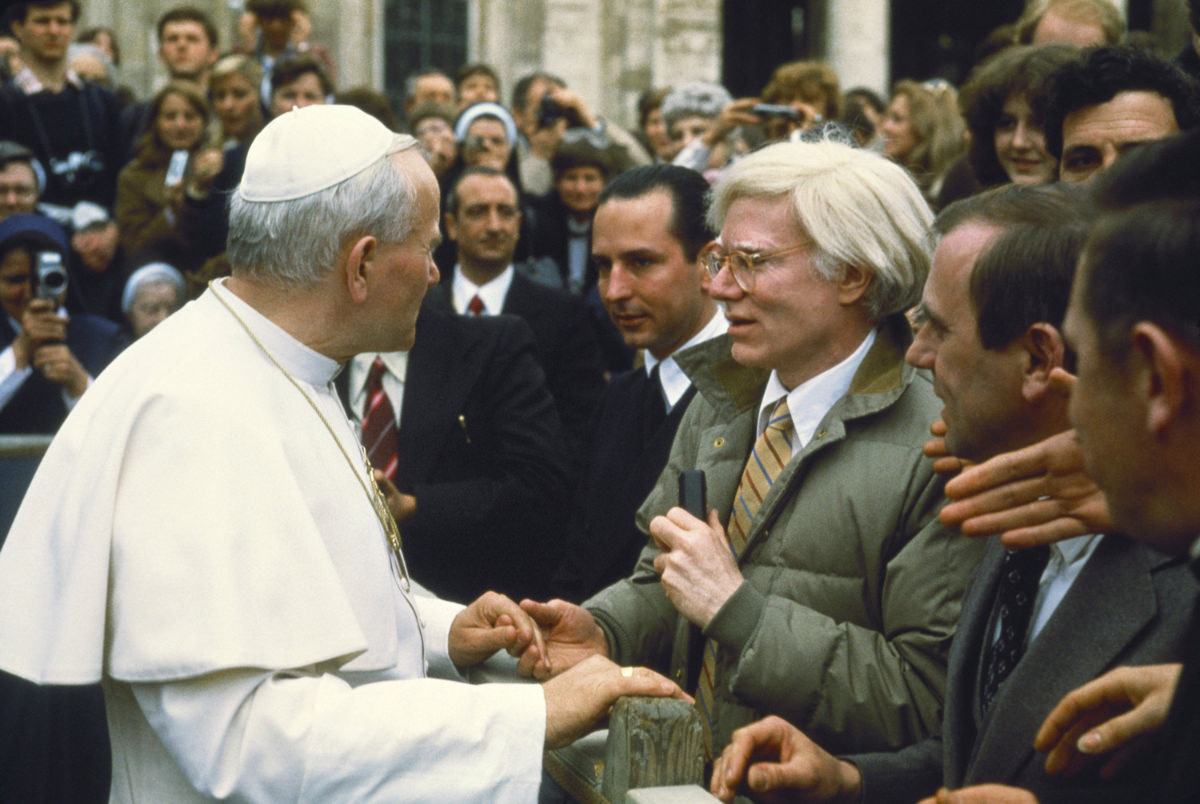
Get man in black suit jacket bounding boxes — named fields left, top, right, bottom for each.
left=0, top=213, right=126, bottom=434
left=552, top=164, right=723, bottom=601
left=711, top=184, right=1199, bottom=802
left=426, top=166, right=605, bottom=474
left=337, top=306, right=570, bottom=604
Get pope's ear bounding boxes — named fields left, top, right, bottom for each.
left=343, top=235, right=377, bottom=303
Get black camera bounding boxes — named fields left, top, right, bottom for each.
left=537, top=95, right=565, bottom=129
left=47, top=149, right=105, bottom=190
left=35, top=251, right=68, bottom=303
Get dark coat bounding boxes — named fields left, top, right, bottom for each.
left=852, top=535, right=1200, bottom=803
left=337, top=307, right=571, bottom=603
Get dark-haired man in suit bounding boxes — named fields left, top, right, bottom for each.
left=338, top=305, right=570, bottom=604
left=425, top=166, right=605, bottom=472
left=553, top=163, right=723, bottom=601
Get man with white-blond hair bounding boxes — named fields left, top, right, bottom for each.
left=0, top=104, right=683, bottom=802
left=519, top=138, right=985, bottom=760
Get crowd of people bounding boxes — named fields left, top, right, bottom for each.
left=2, top=0, right=1200, bottom=801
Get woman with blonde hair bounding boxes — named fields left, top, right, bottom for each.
left=210, top=54, right=265, bottom=147
left=115, top=81, right=224, bottom=269
left=880, top=79, right=967, bottom=205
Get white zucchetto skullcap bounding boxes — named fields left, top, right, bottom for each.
left=238, top=104, right=417, bottom=202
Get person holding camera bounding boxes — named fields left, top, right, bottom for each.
left=0, top=212, right=125, bottom=433
left=0, top=1, right=123, bottom=210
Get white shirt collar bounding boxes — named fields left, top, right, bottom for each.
left=757, top=328, right=877, bottom=452
left=210, top=279, right=340, bottom=387
left=14, top=66, right=84, bottom=94
left=644, top=310, right=727, bottom=410
left=452, top=265, right=514, bottom=316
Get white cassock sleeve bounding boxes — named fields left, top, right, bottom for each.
left=129, top=661, right=547, bottom=802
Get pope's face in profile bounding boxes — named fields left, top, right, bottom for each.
left=373, top=149, right=441, bottom=352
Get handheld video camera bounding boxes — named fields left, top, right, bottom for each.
left=35, top=251, right=68, bottom=303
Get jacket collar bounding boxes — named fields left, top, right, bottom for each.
left=677, top=313, right=916, bottom=422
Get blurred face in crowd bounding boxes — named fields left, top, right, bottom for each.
left=1059, top=91, right=1179, bottom=184
left=159, top=20, right=217, bottom=81
left=254, top=10, right=295, bottom=53
left=668, top=115, right=713, bottom=155
left=515, top=76, right=563, bottom=137
left=907, top=222, right=1029, bottom=461
left=71, top=222, right=119, bottom=274
left=555, top=166, right=606, bottom=220
left=0, top=162, right=39, bottom=220
left=445, top=172, right=521, bottom=275
left=156, top=92, right=206, bottom=151
left=642, top=107, right=673, bottom=162
left=994, top=93, right=1056, bottom=185
left=271, top=71, right=326, bottom=118
left=13, top=2, right=75, bottom=65
left=212, top=73, right=261, bottom=141
left=414, top=116, right=457, bottom=176
left=413, top=73, right=455, bottom=109
left=462, top=117, right=511, bottom=170
left=0, top=247, right=33, bottom=321
left=128, top=281, right=182, bottom=339
left=593, top=190, right=713, bottom=360
left=881, top=94, right=917, bottom=161
left=1031, top=9, right=1107, bottom=47
left=458, top=73, right=498, bottom=108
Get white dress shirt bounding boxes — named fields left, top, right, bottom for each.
left=643, top=310, right=728, bottom=410
left=451, top=265, right=514, bottom=315
left=756, top=328, right=877, bottom=454
left=347, top=351, right=408, bottom=429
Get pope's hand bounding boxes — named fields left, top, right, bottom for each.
left=542, top=655, right=689, bottom=749
left=650, top=507, right=743, bottom=628
left=516, top=598, right=607, bottom=680
left=448, top=591, right=546, bottom=670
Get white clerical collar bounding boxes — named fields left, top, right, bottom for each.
left=210, top=279, right=340, bottom=387
left=452, top=264, right=514, bottom=315
left=644, top=310, right=728, bottom=410
left=757, top=327, right=877, bottom=450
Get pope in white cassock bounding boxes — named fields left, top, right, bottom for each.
left=0, top=105, right=684, bottom=802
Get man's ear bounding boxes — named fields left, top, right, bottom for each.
left=1131, top=322, right=1190, bottom=438
left=444, top=210, right=459, bottom=243
left=1020, top=323, right=1066, bottom=403
left=836, top=265, right=872, bottom=306
left=343, top=235, right=376, bottom=304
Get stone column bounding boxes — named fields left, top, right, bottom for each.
left=824, top=0, right=890, bottom=95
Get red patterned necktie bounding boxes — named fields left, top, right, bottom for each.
left=467, top=294, right=485, bottom=315
left=695, top=397, right=794, bottom=757
left=361, top=357, right=399, bottom=481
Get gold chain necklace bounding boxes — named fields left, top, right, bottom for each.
left=210, top=281, right=410, bottom=589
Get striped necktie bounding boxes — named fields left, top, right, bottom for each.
left=361, top=357, right=399, bottom=481
left=695, top=397, right=794, bottom=756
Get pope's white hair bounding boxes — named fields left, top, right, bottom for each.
left=707, top=137, right=934, bottom=320
left=227, top=134, right=418, bottom=288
